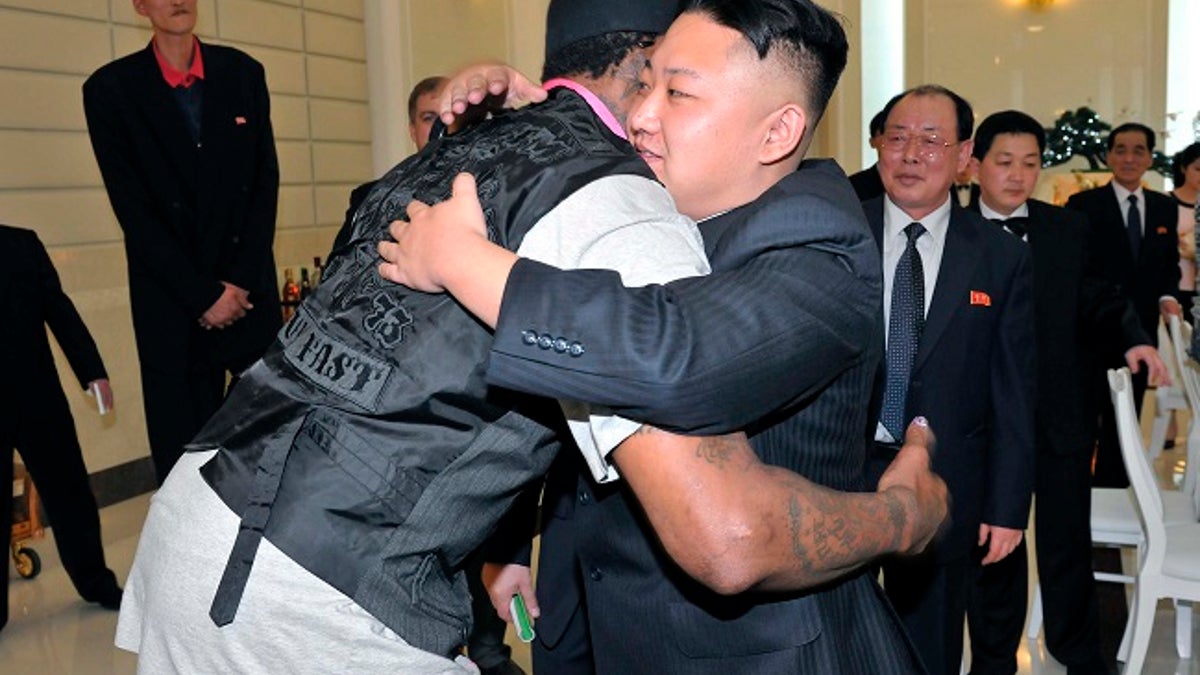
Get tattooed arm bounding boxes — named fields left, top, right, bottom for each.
left=612, top=420, right=948, bottom=594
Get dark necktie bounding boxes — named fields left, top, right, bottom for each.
left=1126, top=194, right=1142, bottom=260
left=881, top=222, right=926, bottom=440
left=989, top=216, right=1028, bottom=239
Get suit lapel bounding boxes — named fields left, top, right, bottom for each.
left=915, top=207, right=980, bottom=370
left=129, top=45, right=198, bottom=190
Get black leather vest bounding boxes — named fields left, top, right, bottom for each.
left=190, top=88, right=655, bottom=656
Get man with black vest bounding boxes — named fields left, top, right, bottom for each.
left=962, top=111, right=1162, bottom=675
left=115, top=3, right=705, bottom=672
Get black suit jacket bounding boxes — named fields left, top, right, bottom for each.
left=849, top=162, right=886, bottom=202
left=1065, top=183, right=1179, bottom=354
left=0, top=225, right=106, bottom=421
left=865, top=198, right=1036, bottom=561
left=83, top=42, right=281, bottom=372
left=977, top=200, right=1148, bottom=457
left=489, top=160, right=923, bottom=673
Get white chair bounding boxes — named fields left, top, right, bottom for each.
left=1149, top=318, right=1188, bottom=461
left=1166, top=315, right=1200, bottom=509
left=1108, top=367, right=1200, bottom=673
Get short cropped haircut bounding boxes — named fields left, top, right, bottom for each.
left=685, top=0, right=849, bottom=123
left=1172, top=142, right=1200, bottom=186
left=407, top=76, right=447, bottom=123
left=973, top=110, right=1046, bottom=160
left=1106, top=122, right=1156, bottom=152
left=541, top=31, right=655, bottom=82
left=869, top=93, right=904, bottom=138
left=882, top=84, right=975, bottom=143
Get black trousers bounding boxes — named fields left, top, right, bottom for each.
left=1, top=395, right=116, bottom=630
left=882, top=556, right=971, bottom=675
left=138, top=346, right=229, bottom=485
left=967, top=450, right=1104, bottom=673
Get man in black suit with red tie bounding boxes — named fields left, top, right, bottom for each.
left=0, top=225, right=124, bottom=629
left=83, top=0, right=281, bottom=484
left=1066, top=122, right=1182, bottom=488
left=863, top=87, right=1037, bottom=675
left=962, top=111, right=1164, bottom=675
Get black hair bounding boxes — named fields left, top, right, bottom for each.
left=882, top=84, right=975, bottom=143
left=541, top=31, right=655, bottom=82
left=685, top=0, right=849, bottom=122
left=1106, top=122, right=1156, bottom=152
left=407, top=76, right=446, bottom=123
left=869, top=93, right=904, bottom=138
left=1173, top=142, right=1200, bottom=186
left=973, top=110, right=1046, bottom=160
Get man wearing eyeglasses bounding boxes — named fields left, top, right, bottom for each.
left=862, top=85, right=1036, bottom=675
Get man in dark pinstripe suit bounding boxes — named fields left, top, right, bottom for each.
left=381, top=1, right=946, bottom=672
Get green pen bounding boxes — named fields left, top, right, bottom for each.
left=509, top=594, right=536, bottom=643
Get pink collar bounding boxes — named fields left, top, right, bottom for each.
left=543, top=78, right=626, bottom=140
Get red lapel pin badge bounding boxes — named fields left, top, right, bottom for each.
left=970, top=290, right=991, bottom=306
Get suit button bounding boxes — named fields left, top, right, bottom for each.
left=537, top=333, right=553, bottom=350
left=568, top=341, right=584, bottom=357
left=589, top=567, right=603, bottom=581
left=578, top=489, right=591, bottom=505
left=521, top=330, right=537, bottom=346
left=231, top=235, right=240, bottom=244
left=171, top=201, right=181, bottom=210
left=553, top=337, right=569, bottom=353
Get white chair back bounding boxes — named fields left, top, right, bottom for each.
left=1109, top=368, right=1167, bottom=555
left=1168, top=315, right=1200, bottom=512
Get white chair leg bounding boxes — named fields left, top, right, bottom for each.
left=1175, top=599, right=1193, bottom=658
left=1118, top=588, right=1134, bottom=663
left=1122, top=585, right=1157, bottom=675
left=1027, top=582, right=1043, bottom=639
left=1148, top=408, right=1169, bottom=460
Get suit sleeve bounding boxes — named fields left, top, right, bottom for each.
left=487, top=195, right=880, bottom=435
left=226, top=60, right=280, bottom=294
left=31, top=233, right=107, bottom=389
left=83, top=75, right=223, bottom=318
left=984, top=243, right=1036, bottom=529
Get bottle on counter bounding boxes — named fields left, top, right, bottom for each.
left=300, top=267, right=311, bottom=300
left=312, top=256, right=323, bottom=289
left=281, top=267, right=301, bottom=320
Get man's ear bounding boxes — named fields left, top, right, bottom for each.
left=408, top=123, right=419, bottom=147
left=761, top=104, right=807, bottom=165
left=955, top=139, right=975, bottom=175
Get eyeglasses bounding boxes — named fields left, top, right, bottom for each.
left=881, top=132, right=958, bottom=160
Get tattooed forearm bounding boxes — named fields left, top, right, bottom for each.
left=777, top=469, right=912, bottom=587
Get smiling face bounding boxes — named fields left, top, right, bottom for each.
left=878, top=92, right=973, bottom=221
left=133, top=0, right=197, bottom=37
left=973, top=132, right=1041, bottom=216
left=1106, top=129, right=1153, bottom=192
left=625, top=12, right=806, bottom=220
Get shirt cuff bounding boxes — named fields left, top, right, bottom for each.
left=558, top=401, right=642, bottom=484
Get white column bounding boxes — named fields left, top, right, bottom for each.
left=364, top=0, right=413, bottom=174
left=860, top=0, right=905, bottom=168
left=1166, top=0, right=1199, bottom=160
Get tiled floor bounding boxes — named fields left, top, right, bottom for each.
left=1, top=441, right=1196, bottom=673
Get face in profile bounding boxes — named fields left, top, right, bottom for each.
left=626, top=12, right=797, bottom=220
left=878, top=93, right=973, bottom=220
left=134, top=0, right=198, bottom=36
left=1106, top=129, right=1153, bottom=191
left=973, top=133, right=1041, bottom=216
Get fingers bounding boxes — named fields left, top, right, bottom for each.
left=451, top=172, right=477, bottom=198
left=901, top=416, right=935, bottom=462
left=405, top=198, right=430, bottom=221
left=978, top=523, right=989, bottom=547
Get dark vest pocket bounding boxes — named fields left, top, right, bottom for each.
left=670, top=594, right=821, bottom=658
